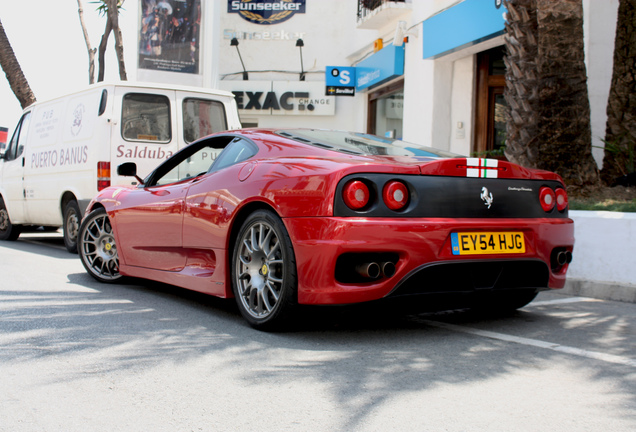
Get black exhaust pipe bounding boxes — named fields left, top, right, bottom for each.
left=380, top=262, right=396, bottom=278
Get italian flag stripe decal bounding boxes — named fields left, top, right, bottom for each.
left=466, top=158, right=499, bottom=178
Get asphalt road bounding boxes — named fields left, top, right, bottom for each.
left=1, top=232, right=635, bottom=432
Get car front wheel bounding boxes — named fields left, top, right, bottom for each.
left=232, top=210, right=297, bottom=331
left=78, top=208, right=122, bottom=283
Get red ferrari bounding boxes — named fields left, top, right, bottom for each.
left=78, top=129, right=574, bottom=330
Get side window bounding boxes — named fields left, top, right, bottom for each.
left=4, top=112, right=31, bottom=161
left=210, top=138, right=257, bottom=173
left=150, top=136, right=234, bottom=187
left=183, top=98, right=228, bottom=143
left=121, top=93, right=171, bottom=142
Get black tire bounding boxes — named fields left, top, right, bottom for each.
left=0, top=198, right=21, bottom=241
left=78, top=208, right=122, bottom=283
left=63, top=200, right=81, bottom=254
left=231, top=210, right=298, bottom=331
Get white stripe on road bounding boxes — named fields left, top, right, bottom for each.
left=526, top=297, right=601, bottom=307
left=424, top=319, right=636, bottom=368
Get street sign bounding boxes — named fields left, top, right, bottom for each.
left=325, top=66, right=356, bottom=96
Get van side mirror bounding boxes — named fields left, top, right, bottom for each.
left=117, top=162, right=145, bottom=185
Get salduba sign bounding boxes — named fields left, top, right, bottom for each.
left=228, top=0, right=306, bottom=25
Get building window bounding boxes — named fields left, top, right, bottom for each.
left=367, top=79, right=404, bottom=139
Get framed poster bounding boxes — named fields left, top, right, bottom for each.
left=139, top=0, right=202, bottom=74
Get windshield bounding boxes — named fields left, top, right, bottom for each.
left=276, top=129, right=462, bottom=158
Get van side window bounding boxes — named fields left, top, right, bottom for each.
left=183, top=99, right=228, bottom=143
left=122, top=93, right=171, bottom=142
left=4, top=112, right=31, bottom=161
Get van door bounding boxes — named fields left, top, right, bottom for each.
left=111, top=88, right=179, bottom=185
left=0, top=112, right=32, bottom=223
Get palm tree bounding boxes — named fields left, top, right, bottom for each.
left=95, top=0, right=127, bottom=82
left=0, top=17, right=36, bottom=108
left=77, top=0, right=97, bottom=84
left=602, top=0, right=636, bottom=185
left=503, top=0, right=538, bottom=169
left=503, top=0, right=599, bottom=187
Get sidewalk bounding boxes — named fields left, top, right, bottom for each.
left=561, top=279, right=636, bottom=304
left=562, top=210, right=636, bottom=304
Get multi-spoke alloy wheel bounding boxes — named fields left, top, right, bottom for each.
left=232, top=210, right=297, bottom=330
left=78, top=208, right=122, bottom=283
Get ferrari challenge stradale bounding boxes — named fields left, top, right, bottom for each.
left=78, top=129, right=574, bottom=330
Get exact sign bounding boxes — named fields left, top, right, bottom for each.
left=218, top=81, right=335, bottom=116
left=325, top=66, right=356, bottom=97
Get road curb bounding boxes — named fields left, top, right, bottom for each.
left=560, top=278, right=636, bottom=304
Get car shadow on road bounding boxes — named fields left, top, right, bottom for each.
left=2, top=269, right=635, bottom=431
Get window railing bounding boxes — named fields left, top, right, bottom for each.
left=357, top=0, right=406, bottom=21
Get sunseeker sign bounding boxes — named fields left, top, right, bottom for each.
left=228, top=0, right=306, bottom=25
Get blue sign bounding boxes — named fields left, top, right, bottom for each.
left=355, top=45, right=405, bottom=91
left=325, top=66, right=356, bottom=96
left=422, top=0, right=507, bottom=59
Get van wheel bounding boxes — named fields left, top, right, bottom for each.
left=0, top=198, right=21, bottom=241
left=63, top=201, right=81, bottom=254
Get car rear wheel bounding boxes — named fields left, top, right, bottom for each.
left=78, top=208, right=122, bottom=283
left=232, top=210, right=297, bottom=331
left=0, top=198, right=21, bottom=241
left=63, top=200, right=81, bottom=253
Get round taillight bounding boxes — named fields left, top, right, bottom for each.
left=383, top=181, right=409, bottom=211
left=555, top=188, right=568, bottom=212
left=343, top=180, right=370, bottom=210
left=539, top=187, right=556, bottom=212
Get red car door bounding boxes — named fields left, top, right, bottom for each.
left=113, top=180, right=190, bottom=271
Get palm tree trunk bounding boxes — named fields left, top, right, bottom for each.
left=503, top=0, right=539, bottom=167
left=77, top=0, right=97, bottom=84
left=97, top=18, right=112, bottom=83
left=106, top=0, right=127, bottom=81
left=534, top=0, right=599, bottom=187
left=602, top=0, right=636, bottom=185
left=0, top=18, right=36, bottom=108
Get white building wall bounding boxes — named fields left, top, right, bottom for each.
left=216, top=0, right=374, bottom=131
left=583, top=0, right=619, bottom=168
left=128, top=0, right=620, bottom=158
left=397, top=0, right=619, bottom=161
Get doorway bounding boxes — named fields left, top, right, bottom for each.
left=473, top=46, right=507, bottom=158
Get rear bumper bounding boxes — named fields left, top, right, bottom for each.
left=283, top=217, right=574, bottom=305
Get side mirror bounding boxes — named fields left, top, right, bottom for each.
left=117, top=162, right=137, bottom=177
left=117, top=162, right=145, bottom=185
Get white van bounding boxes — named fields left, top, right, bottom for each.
left=0, top=82, right=241, bottom=252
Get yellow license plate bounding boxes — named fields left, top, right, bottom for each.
left=451, top=232, right=525, bottom=255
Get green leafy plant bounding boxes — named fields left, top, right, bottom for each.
left=594, top=136, right=635, bottom=176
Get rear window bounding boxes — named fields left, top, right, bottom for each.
left=277, top=129, right=461, bottom=158
left=183, top=99, right=228, bottom=143
left=122, top=93, right=171, bottom=142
